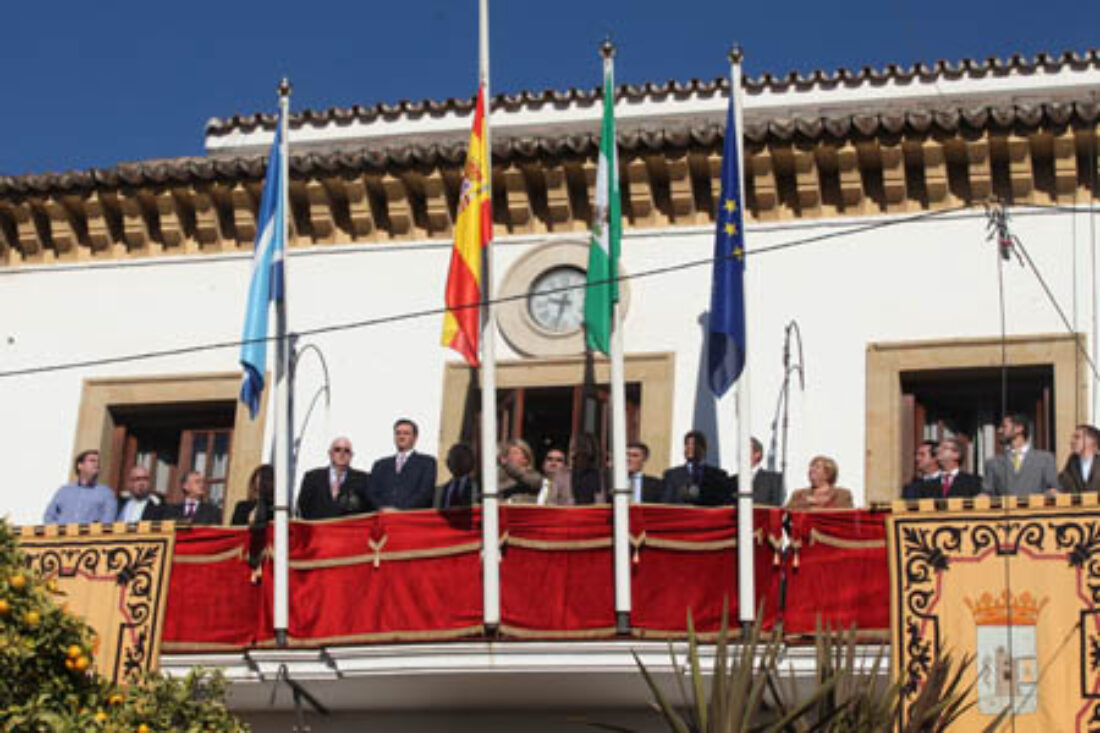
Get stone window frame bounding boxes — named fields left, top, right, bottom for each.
left=864, top=333, right=1088, bottom=503
left=73, top=372, right=267, bottom=522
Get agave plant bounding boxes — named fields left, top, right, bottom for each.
left=631, top=607, right=995, bottom=733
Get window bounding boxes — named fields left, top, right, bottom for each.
left=74, top=373, right=266, bottom=523
left=483, top=383, right=641, bottom=465
left=108, top=402, right=235, bottom=511
left=900, top=365, right=1054, bottom=480
left=439, top=354, right=675, bottom=478
left=865, top=334, right=1086, bottom=503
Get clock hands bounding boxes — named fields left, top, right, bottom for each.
left=550, top=292, right=571, bottom=328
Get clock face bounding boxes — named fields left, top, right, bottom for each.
left=527, top=266, right=587, bottom=334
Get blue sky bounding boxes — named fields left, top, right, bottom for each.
left=1, top=0, right=1096, bottom=176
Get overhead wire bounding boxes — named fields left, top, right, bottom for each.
left=0, top=203, right=975, bottom=380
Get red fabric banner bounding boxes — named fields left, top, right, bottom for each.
left=159, top=507, right=893, bottom=649
left=498, top=506, right=615, bottom=637
left=162, top=527, right=266, bottom=650
left=629, top=506, right=783, bottom=636
left=284, top=509, right=483, bottom=644
left=782, top=509, right=889, bottom=634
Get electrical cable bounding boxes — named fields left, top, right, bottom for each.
left=0, top=203, right=971, bottom=380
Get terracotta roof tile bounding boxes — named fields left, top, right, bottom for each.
left=4, top=99, right=1100, bottom=198
left=204, top=49, right=1100, bottom=136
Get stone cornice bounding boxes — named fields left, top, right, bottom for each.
left=2, top=97, right=1099, bottom=266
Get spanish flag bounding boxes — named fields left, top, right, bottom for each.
left=441, top=86, right=491, bottom=366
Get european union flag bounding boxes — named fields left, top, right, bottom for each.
left=239, top=113, right=286, bottom=418
left=707, top=96, right=747, bottom=397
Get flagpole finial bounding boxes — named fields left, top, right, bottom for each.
left=278, top=78, right=292, bottom=98
left=600, top=36, right=616, bottom=60
left=728, top=44, right=744, bottom=65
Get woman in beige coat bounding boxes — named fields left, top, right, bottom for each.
left=499, top=438, right=544, bottom=504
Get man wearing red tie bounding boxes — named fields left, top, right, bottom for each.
left=904, top=437, right=982, bottom=500
left=932, top=438, right=982, bottom=499
left=296, top=437, right=373, bottom=519
left=161, top=472, right=222, bottom=525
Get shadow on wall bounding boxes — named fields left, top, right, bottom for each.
left=692, top=311, right=721, bottom=467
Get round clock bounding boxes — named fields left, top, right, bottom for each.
left=496, top=241, right=630, bottom=357
left=527, top=266, right=586, bottom=334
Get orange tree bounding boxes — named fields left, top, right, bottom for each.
left=0, top=519, right=248, bottom=732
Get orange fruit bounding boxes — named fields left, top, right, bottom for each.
left=0, top=599, right=10, bottom=616
left=24, top=611, right=39, bottom=627
left=137, top=724, right=151, bottom=733
left=74, top=656, right=90, bottom=672
left=65, top=658, right=75, bottom=671
left=67, top=644, right=83, bottom=659
left=95, top=711, right=107, bottom=723
left=9, top=574, right=25, bottom=590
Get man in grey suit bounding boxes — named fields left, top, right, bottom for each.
left=983, top=413, right=1060, bottom=497
left=730, top=437, right=784, bottom=506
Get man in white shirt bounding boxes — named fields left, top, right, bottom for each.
left=117, top=466, right=161, bottom=522
left=1059, top=424, right=1100, bottom=494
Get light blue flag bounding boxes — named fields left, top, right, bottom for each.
left=239, top=113, right=285, bottom=418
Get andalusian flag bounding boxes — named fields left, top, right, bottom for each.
left=584, top=58, right=620, bottom=355
left=442, top=87, right=492, bottom=365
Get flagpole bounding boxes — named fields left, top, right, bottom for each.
left=602, top=39, right=631, bottom=633
left=477, top=0, right=501, bottom=631
left=273, top=77, right=292, bottom=647
left=730, top=47, right=756, bottom=629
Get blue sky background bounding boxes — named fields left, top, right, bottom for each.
left=1, top=0, right=1097, bottom=176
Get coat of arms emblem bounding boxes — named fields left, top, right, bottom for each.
left=966, top=590, right=1048, bottom=715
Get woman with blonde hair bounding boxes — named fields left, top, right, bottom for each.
left=499, top=438, right=543, bottom=504
left=786, top=455, right=853, bottom=510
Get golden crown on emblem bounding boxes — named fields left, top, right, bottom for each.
left=964, top=590, right=1048, bottom=626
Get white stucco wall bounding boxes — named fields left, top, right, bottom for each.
left=0, top=205, right=1095, bottom=524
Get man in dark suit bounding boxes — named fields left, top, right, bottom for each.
left=626, top=442, right=664, bottom=504
left=160, top=471, right=222, bottom=525
left=901, top=441, right=940, bottom=499
left=435, top=443, right=479, bottom=509
left=297, top=437, right=373, bottom=519
left=661, top=430, right=729, bottom=506
left=1059, top=424, right=1100, bottom=494
left=729, top=437, right=784, bottom=506
left=370, top=418, right=437, bottom=510
left=908, top=437, right=982, bottom=500
left=983, top=413, right=1060, bottom=497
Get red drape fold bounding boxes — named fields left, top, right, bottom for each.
left=628, top=506, right=783, bottom=635
left=162, top=527, right=266, bottom=650
left=782, top=509, right=889, bottom=634
left=286, top=509, right=483, bottom=644
left=498, top=506, right=615, bottom=637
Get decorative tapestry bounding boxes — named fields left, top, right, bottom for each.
left=889, top=499, right=1100, bottom=731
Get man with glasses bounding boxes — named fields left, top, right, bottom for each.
left=536, top=447, right=567, bottom=504
left=117, top=465, right=162, bottom=522
left=297, top=437, right=373, bottom=519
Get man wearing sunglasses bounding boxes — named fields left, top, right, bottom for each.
left=296, top=437, right=374, bottom=519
